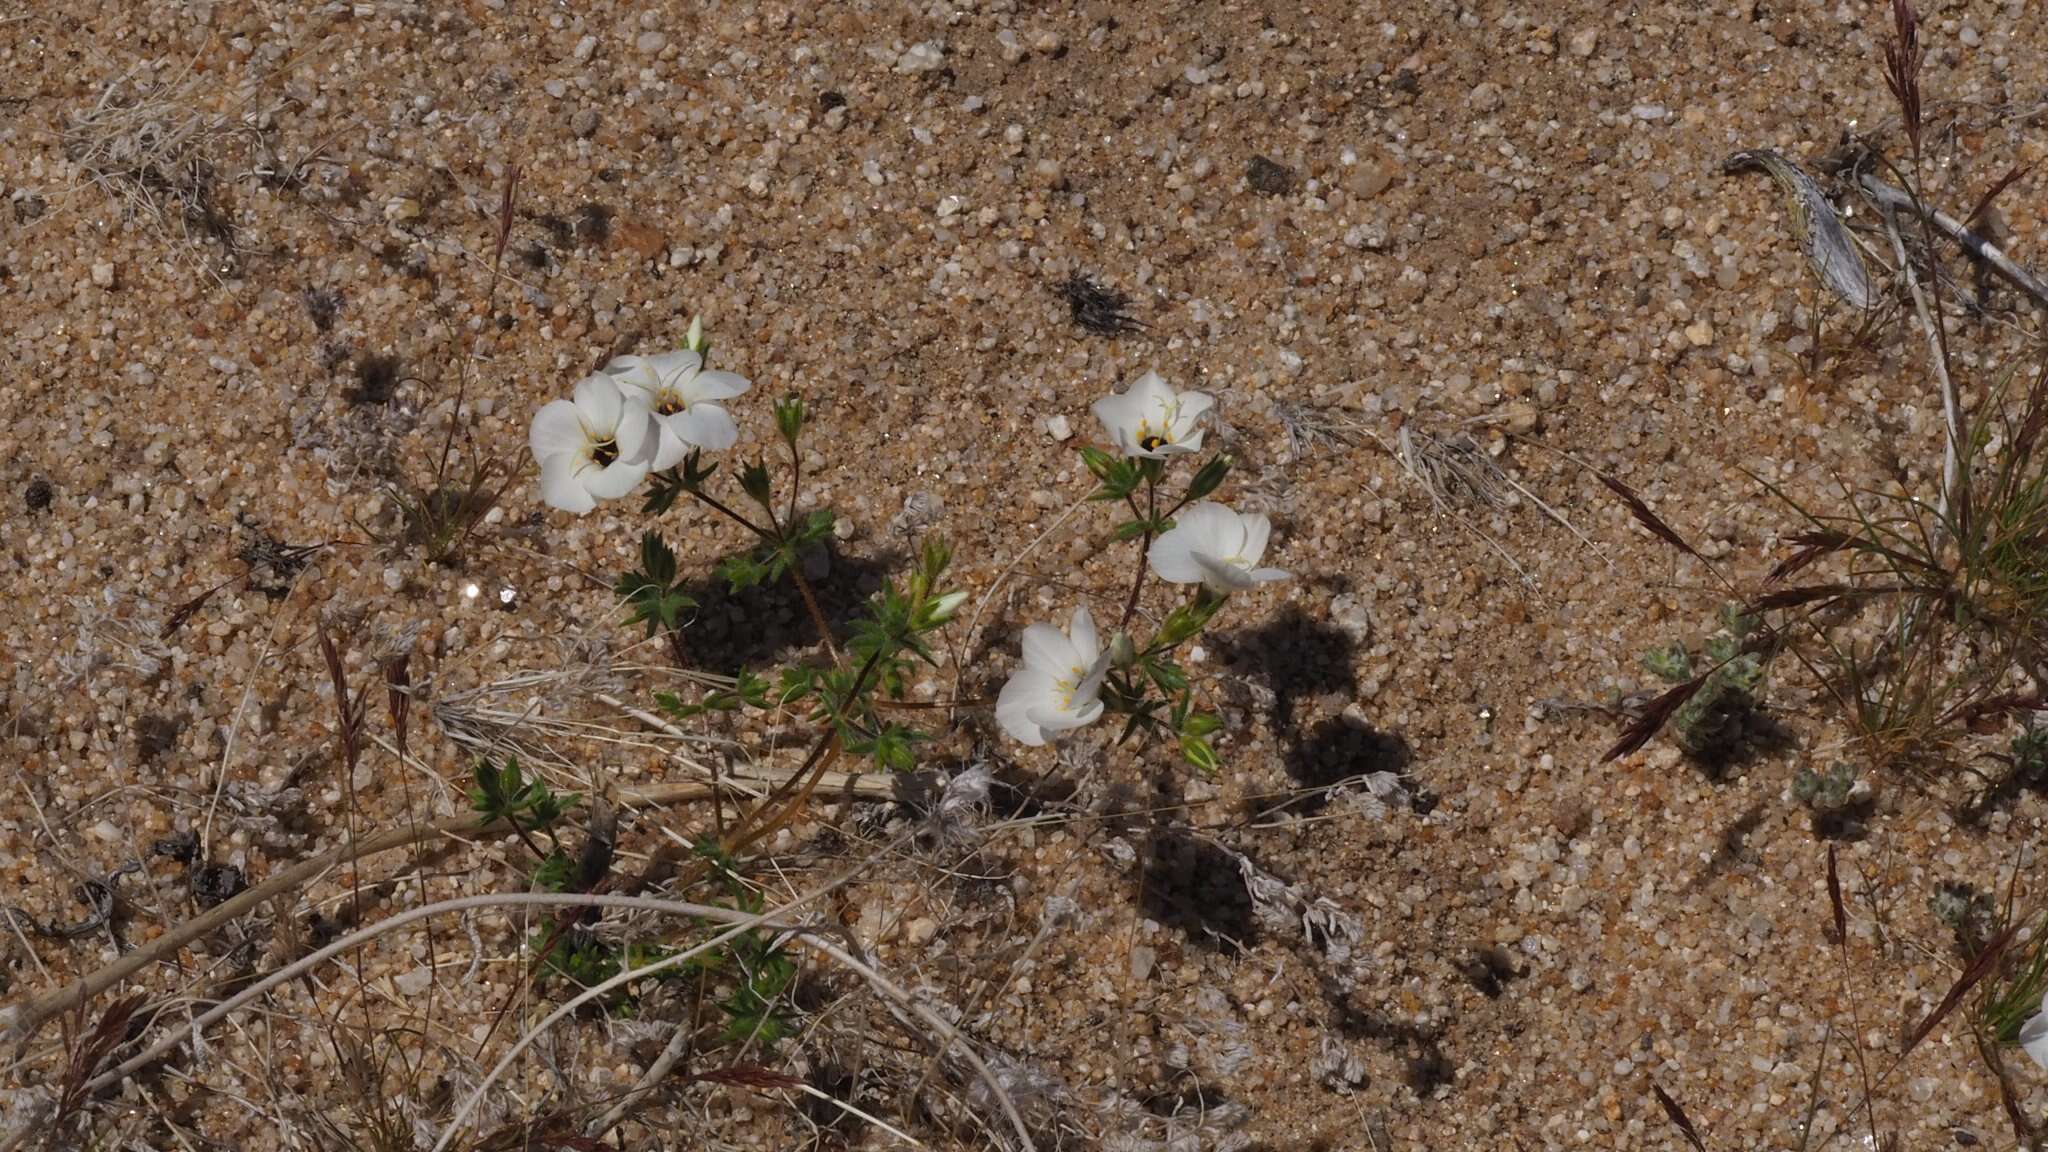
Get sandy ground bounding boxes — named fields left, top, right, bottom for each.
left=2, top=0, right=2047, bottom=1148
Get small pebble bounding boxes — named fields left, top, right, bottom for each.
left=896, top=41, right=945, bottom=73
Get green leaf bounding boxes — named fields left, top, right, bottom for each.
left=719, top=552, right=768, bottom=593
left=640, top=531, right=677, bottom=585
left=738, top=460, right=774, bottom=510
left=774, top=397, right=806, bottom=446
left=1180, top=734, right=1219, bottom=773
left=1182, top=711, right=1222, bottom=738
left=532, top=851, right=574, bottom=892
left=1113, top=519, right=1153, bottom=542
left=1079, top=445, right=1139, bottom=499
left=1183, top=454, right=1233, bottom=503
left=1144, top=658, right=1188, bottom=694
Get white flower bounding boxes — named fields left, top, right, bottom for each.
left=602, top=349, right=751, bottom=469
left=2022, top=989, right=2048, bottom=1070
left=529, top=374, right=656, bottom=514
left=1090, top=370, right=1213, bottom=458
left=996, top=605, right=1112, bottom=746
left=1147, top=501, right=1290, bottom=593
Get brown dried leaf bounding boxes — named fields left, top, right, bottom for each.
left=1652, top=1081, right=1708, bottom=1152
left=1598, top=473, right=1700, bottom=559
left=1723, top=149, right=1876, bottom=311
left=1603, top=676, right=1706, bottom=762
left=1826, top=844, right=1846, bottom=946
left=1902, top=921, right=2018, bottom=1059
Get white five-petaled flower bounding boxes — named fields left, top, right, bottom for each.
left=1147, top=501, right=1290, bottom=593
left=529, top=373, right=656, bottom=514
left=603, top=349, right=752, bottom=469
left=2021, top=989, right=2048, bottom=1070
left=1091, top=370, right=1213, bottom=458
left=996, top=605, right=1113, bottom=746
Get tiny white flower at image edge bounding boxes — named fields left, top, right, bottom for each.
left=2021, top=989, right=2048, bottom=1070
left=1147, top=501, right=1290, bottom=593
left=995, top=605, right=1112, bottom=746
left=529, top=373, right=656, bottom=515
left=1090, top=369, right=1214, bottom=459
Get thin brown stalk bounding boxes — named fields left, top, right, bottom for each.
left=0, top=769, right=892, bottom=1046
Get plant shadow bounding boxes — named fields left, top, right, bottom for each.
left=675, top=544, right=905, bottom=674
left=1214, top=604, right=1360, bottom=733
left=1138, top=830, right=1257, bottom=954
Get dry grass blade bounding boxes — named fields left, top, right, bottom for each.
left=1826, top=844, right=1847, bottom=945
left=1901, top=921, right=2018, bottom=1059
left=493, top=165, right=521, bottom=272
left=677, top=1063, right=804, bottom=1090
left=1750, top=584, right=1900, bottom=612
left=53, top=993, right=147, bottom=1125
left=1603, top=676, right=1706, bottom=762
left=1767, top=531, right=1851, bottom=583
left=1651, top=1081, right=1708, bottom=1152
left=1882, top=0, right=1924, bottom=156
left=1723, top=149, right=1877, bottom=311
left=1598, top=473, right=1701, bottom=559
left=1776, top=529, right=1940, bottom=579
left=1964, top=164, right=2031, bottom=231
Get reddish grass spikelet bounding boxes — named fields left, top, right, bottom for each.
left=1882, top=0, right=1924, bottom=157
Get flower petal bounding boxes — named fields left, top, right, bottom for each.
left=1249, top=566, right=1292, bottom=584
left=666, top=403, right=740, bottom=451
left=583, top=456, right=650, bottom=501
left=684, top=369, right=751, bottom=403
left=1068, top=605, right=1099, bottom=664
left=1030, top=699, right=1101, bottom=733
left=1073, top=649, right=1114, bottom=704
left=1020, top=623, right=1078, bottom=675
left=572, top=373, right=624, bottom=430
left=1193, top=550, right=1258, bottom=592
left=1127, top=370, right=1172, bottom=414
left=601, top=355, right=662, bottom=398
left=642, top=349, right=703, bottom=386
left=1147, top=527, right=1206, bottom=584
left=537, top=453, right=596, bottom=514
left=1155, top=431, right=1203, bottom=455
left=2022, top=1012, right=2048, bottom=1071
left=530, top=399, right=586, bottom=461
left=1239, top=512, right=1272, bottom=565
left=648, top=419, right=693, bottom=471
left=1174, top=502, right=1238, bottom=554
left=613, top=402, right=654, bottom=460
left=1091, top=392, right=1141, bottom=447
left=1173, top=389, right=1215, bottom=434
left=996, top=669, right=1054, bottom=746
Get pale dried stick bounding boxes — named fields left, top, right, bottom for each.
left=421, top=893, right=1038, bottom=1152
left=5, top=777, right=782, bottom=1044
left=1876, top=198, right=1964, bottom=549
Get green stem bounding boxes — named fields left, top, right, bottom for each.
left=687, top=487, right=772, bottom=541
left=1120, top=474, right=1158, bottom=629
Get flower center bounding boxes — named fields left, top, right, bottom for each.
left=1051, top=663, right=1088, bottom=708
left=655, top=389, right=690, bottom=416
left=589, top=436, right=620, bottom=468
left=1139, top=430, right=1169, bottom=451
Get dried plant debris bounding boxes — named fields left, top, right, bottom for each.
left=1058, top=272, right=1145, bottom=336
left=1724, top=149, right=1877, bottom=311
left=1246, top=155, right=1295, bottom=196
left=62, top=70, right=264, bottom=259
